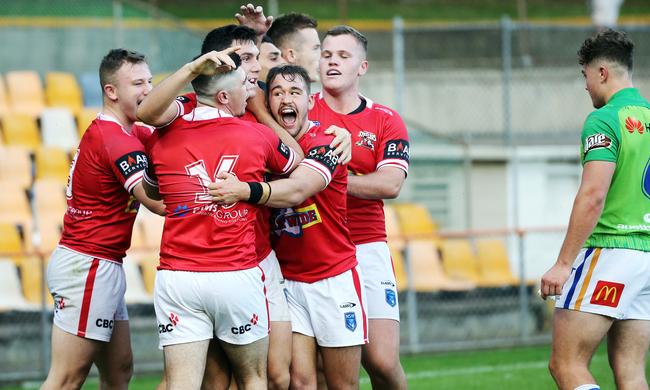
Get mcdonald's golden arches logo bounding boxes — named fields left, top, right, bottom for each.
left=590, top=280, right=625, bottom=308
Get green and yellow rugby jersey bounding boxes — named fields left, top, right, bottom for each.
left=581, top=88, right=650, bottom=251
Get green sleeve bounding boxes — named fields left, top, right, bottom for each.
left=580, top=111, right=619, bottom=165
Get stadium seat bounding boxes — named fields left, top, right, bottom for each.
left=394, top=202, right=439, bottom=238
left=389, top=245, right=408, bottom=292
left=138, top=255, right=159, bottom=294
left=35, top=146, right=70, bottom=181
left=475, top=239, right=520, bottom=287
left=1, top=112, right=40, bottom=149
left=0, top=259, right=37, bottom=311
left=0, top=184, right=33, bottom=251
left=19, top=255, right=53, bottom=306
left=137, top=207, right=164, bottom=249
left=33, top=179, right=66, bottom=252
left=45, top=72, right=83, bottom=114
left=440, top=239, right=481, bottom=283
left=406, top=239, right=475, bottom=292
left=76, top=107, right=98, bottom=137
left=384, top=204, right=404, bottom=250
left=40, top=108, right=79, bottom=150
left=79, top=72, right=103, bottom=108
left=0, top=75, right=10, bottom=118
left=0, top=145, right=33, bottom=189
left=6, top=71, right=45, bottom=118
left=0, top=223, right=24, bottom=258
left=122, top=258, right=153, bottom=304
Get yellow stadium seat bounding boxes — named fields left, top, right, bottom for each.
left=440, top=239, right=481, bottom=283
left=18, top=255, right=53, bottom=305
left=45, top=72, right=83, bottom=114
left=384, top=204, right=404, bottom=250
left=389, top=245, right=408, bottom=292
left=475, top=239, right=520, bottom=287
left=0, top=75, right=10, bottom=118
left=122, top=259, right=153, bottom=304
left=0, top=145, right=32, bottom=189
left=0, top=259, right=38, bottom=311
left=137, top=208, right=164, bottom=249
left=1, top=112, right=40, bottom=149
left=138, top=254, right=159, bottom=294
left=6, top=71, right=45, bottom=118
left=406, top=239, right=475, bottom=292
left=0, top=223, right=24, bottom=258
left=77, top=107, right=98, bottom=137
left=0, top=184, right=33, bottom=251
left=33, top=179, right=66, bottom=218
left=35, top=146, right=70, bottom=181
left=394, top=203, right=438, bottom=238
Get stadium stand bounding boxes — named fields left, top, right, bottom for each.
left=394, top=202, right=439, bottom=238
left=0, top=259, right=38, bottom=311
left=45, top=72, right=83, bottom=114
left=0, top=145, right=33, bottom=190
left=0, top=184, right=33, bottom=251
left=138, top=256, right=158, bottom=295
left=390, top=246, right=408, bottom=292
left=475, top=239, right=520, bottom=287
left=40, top=108, right=79, bottom=149
left=35, top=146, right=69, bottom=181
left=79, top=72, right=103, bottom=108
left=122, top=258, right=153, bottom=303
left=1, top=113, right=41, bottom=149
left=19, top=255, right=53, bottom=305
left=440, top=238, right=481, bottom=283
left=32, top=179, right=66, bottom=252
left=6, top=71, right=45, bottom=118
left=76, top=107, right=98, bottom=137
left=406, top=239, right=474, bottom=292
left=0, top=75, right=10, bottom=118
left=0, top=223, right=24, bottom=259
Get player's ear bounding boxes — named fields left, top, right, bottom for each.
left=285, top=48, right=297, bottom=64
left=103, top=83, right=118, bottom=101
left=308, top=93, right=314, bottom=110
left=215, top=90, right=229, bottom=105
left=358, top=59, right=368, bottom=77
left=599, top=65, right=609, bottom=83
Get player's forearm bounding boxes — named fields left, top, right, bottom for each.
left=347, top=169, right=405, bottom=200
left=265, top=178, right=314, bottom=208
left=137, top=63, right=195, bottom=126
left=555, top=191, right=605, bottom=266
left=133, top=182, right=166, bottom=215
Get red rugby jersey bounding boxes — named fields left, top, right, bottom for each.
left=146, top=107, right=296, bottom=272
left=59, top=114, right=150, bottom=262
left=272, top=124, right=357, bottom=283
left=174, top=92, right=273, bottom=260
left=308, top=93, right=410, bottom=245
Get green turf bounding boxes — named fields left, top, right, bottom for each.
left=3, top=342, right=644, bottom=389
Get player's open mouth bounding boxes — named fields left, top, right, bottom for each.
left=280, top=106, right=297, bottom=126
left=248, top=77, right=258, bottom=84
left=326, top=69, right=341, bottom=76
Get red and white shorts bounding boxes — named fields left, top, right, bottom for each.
left=357, top=241, right=400, bottom=321
left=259, top=250, right=290, bottom=322
left=556, top=247, right=650, bottom=320
left=286, top=265, right=368, bottom=347
left=47, top=246, right=128, bottom=342
left=154, top=266, right=269, bottom=347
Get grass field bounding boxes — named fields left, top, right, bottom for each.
left=3, top=342, right=648, bottom=389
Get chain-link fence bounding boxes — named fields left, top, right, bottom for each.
left=1, top=1, right=648, bottom=385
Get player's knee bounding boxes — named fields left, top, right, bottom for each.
left=267, top=364, right=290, bottom=390
left=363, top=353, right=402, bottom=381
left=101, top=357, right=133, bottom=388
left=289, top=371, right=316, bottom=390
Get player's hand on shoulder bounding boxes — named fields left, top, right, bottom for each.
left=540, top=262, right=572, bottom=300
left=208, top=172, right=249, bottom=205
left=235, top=4, right=273, bottom=36
left=188, top=48, right=240, bottom=76
left=325, top=125, right=352, bottom=165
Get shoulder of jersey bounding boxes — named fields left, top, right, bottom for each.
left=369, top=101, right=400, bottom=118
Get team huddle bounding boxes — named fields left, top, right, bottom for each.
left=41, top=4, right=409, bottom=390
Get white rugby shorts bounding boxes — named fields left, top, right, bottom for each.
left=47, top=246, right=128, bottom=342
left=356, top=241, right=400, bottom=321
left=154, top=266, right=269, bottom=347
left=556, top=247, right=650, bottom=320
left=286, top=265, right=368, bottom=347
left=259, top=250, right=290, bottom=322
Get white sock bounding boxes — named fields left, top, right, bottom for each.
left=573, top=385, right=600, bottom=390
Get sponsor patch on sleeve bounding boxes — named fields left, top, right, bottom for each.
left=277, top=139, right=291, bottom=159
left=115, top=151, right=148, bottom=179
left=307, top=145, right=338, bottom=174
left=175, top=95, right=190, bottom=104
left=383, top=139, right=410, bottom=161
left=583, top=133, right=612, bottom=155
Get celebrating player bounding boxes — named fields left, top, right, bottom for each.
left=309, top=25, right=410, bottom=389
left=541, top=29, right=650, bottom=390
left=41, top=48, right=165, bottom=390
left=266, top=13, right=321, bottom=83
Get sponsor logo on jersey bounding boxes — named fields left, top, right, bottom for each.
left=231, top=313, right=260, bottom=335
left=339, top=302, right=357, bottom=309
left=273, top=204, right=323, bottom=237
left=277, top=140, right=291, bottom=159
left=159, top=312, right=180, bottom=334
left=115, top=151, right=148, bottom=179
left=307, top=145, right=339, bottom=174
left=385, top=289, right=397, bottom=307
left=95, top=318, right=114, bottom=329
left=384, top=139, right=410, bottom=161
left=171, top=204, right=190, bottom=218
left=381, top=280, right=396, bottom=288
left=175, top=95, right=191, bottom=104
left=54, top=297, right=65, bottom=313
left=590, top=280, right=624, bottom=308
left=344, top=312, right=357, bottom=332
left=583, top=133, right=612, bottom=155
left=625, top=116, right=647, bottom=134
left=356, top=130, right=376, bottom=151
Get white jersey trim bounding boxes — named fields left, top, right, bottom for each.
left=299, top=159, right=332, bottom=187
left=124, top=170, right=144, bottom=193
left=377, top=159, right=409, bottom=174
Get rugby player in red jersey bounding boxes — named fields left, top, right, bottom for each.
left=42, top=49, right=166, bottom=390
left=210, top=64, right=367, bottom=390
left=309, top=26, right=410, bottom=390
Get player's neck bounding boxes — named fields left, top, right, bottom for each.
left=321, top=87, right=362, bottom=115
left=101, top=104, right=134, bottom=133
left=604, top=79, right=634, bottom=104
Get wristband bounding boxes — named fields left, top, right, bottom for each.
left=263, top=182, right=272, bottom=205
left=247, top=182, right=263, bottom=204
